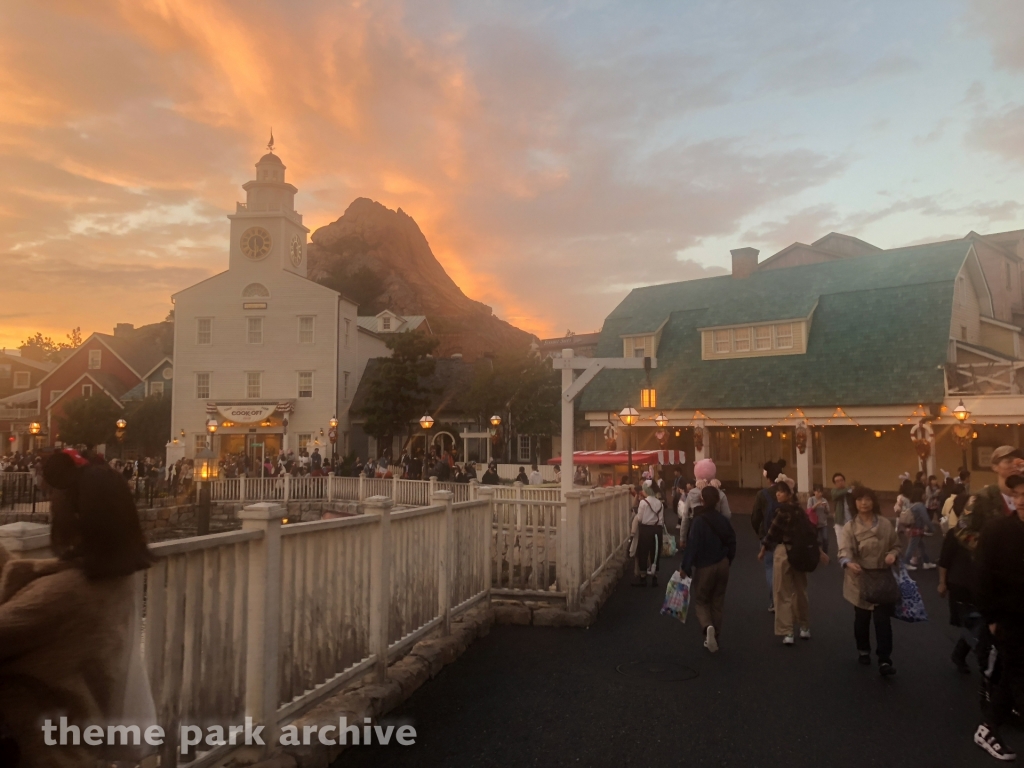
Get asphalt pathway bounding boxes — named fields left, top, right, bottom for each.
left=335, top=515, right=1003, bottom=768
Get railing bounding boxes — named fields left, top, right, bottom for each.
left=0, top=472, right=49, bottom=517
left=14, top=482, right=628, bottom=767
left=946, top=361, right=1024, bottom=395
left=133, top=491, right=494, bottom=766
left=209, top=475, right=562, bottom=508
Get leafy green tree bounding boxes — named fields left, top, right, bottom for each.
left=124, top=394, right=172, bottom=457
left=357, top=331, right=440, bottom=450
left=20, top=327, right=82, bottom=363
left=56, top=394, right=123, bottom=448
left=464, top=349, right=560, bottom=463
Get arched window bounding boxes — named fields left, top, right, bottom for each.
left=242, top=283, right=271, bottom=298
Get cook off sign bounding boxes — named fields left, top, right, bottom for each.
left=216, top=404, right=277, bottom=423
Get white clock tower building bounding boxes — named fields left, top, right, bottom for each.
left=170, top=144, right=386, bottom=468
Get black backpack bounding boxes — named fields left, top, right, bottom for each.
left=786, top=509, right=821, bottom=573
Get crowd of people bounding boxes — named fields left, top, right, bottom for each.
left=626, top=445, right=1024, bottom=762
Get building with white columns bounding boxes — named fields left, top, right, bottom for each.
left=170, top=147, right=388, bottom=465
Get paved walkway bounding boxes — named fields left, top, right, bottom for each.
left=335, top=513, right=1002, bottom=768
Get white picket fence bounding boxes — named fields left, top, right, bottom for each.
left=18, top=484, right=630, bottom=767
left=209, top=474, right=564, bottom=507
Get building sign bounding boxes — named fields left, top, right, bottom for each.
left=216, top=403, right=277, bottom=423
left=243, top=302, right=268, bottom=310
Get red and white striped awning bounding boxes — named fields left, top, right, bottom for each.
left=548, top=450, right=685, bottom=466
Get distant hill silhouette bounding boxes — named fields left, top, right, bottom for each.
left=307, top=198, right=535, bottom=359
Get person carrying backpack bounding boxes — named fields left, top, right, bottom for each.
left=758, top=480, right=829, bottom=645
left=837, top=486, right=901, bottom=676
left=679, top=486, right=736, bottom=653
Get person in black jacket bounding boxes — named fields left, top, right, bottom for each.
left=973, top=474, right=1024, bottom=761
left=679, top=486, right=736, bottom=653
left=938, top=494, right=982, bottom=674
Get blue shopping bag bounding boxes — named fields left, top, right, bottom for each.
left=894, top=565, right=928, bottom=623
left=660, top=572, right=691, bottom=623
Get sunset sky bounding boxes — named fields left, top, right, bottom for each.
left=2, top=0, right=1024, bottom=349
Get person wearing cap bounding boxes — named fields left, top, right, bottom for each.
left=972, top=472, right=1024, bottom=761
left=481, top=462, right=500, bottom=485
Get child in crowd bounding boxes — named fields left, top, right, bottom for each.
left=807, top=484, right=830, bottom=555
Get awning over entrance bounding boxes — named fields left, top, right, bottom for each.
left=548, top=450, right=685, bottom=466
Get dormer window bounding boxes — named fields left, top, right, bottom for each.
left=623, top=334, right=657, bottom=358
left=382, top=316, right=392, bottom=331
left=701, top=318, right=810, bottom=360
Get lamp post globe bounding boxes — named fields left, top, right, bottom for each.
left=28, top=422, right=40, bottom=435
left=654, top=412, right=669, bottom=428
left=116, top=418, right=127, bottom=430
left=329, top=416, right=339, bottom=429
left=489, top=414, right=502, bottom=427
left=953, top=399, right=970, bottom=422
left=618, top=406, right=639, bottom=484
left=419, top=413, right=435, bottom=478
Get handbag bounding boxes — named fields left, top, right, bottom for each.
left=859, top=567, right=900, bottom=605
left=660, top=572, right=691, bottom=623
left=894, top=565, right=929, bottom=623
left=850, top=522, right=899, bottom=606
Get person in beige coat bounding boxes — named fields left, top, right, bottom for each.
left=0, top=451, right=154, bottom=767
left=838, top=485, right=901, bottom=676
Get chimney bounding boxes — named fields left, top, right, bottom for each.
left=730, top=247, right=760, bottom=278
left=113, top=323, right=134, bottom=337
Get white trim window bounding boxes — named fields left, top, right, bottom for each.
left=299, top=316, right=315, bottom=344
left=88, top=349, right=102, bottom=369
left=732, top=327, right=751, bottom=353
left=82, top=384, right=93, bottom=397
left=197, top=318, right=212, bottom=345
left=713, top=330, right=730, bottom=354
left=298, top=371, right=313, bottom=398
left=382, top=316, right=392, bottom=331
left=149, top=381, right=164, bottom=396
left=298, top=434, right=312, bottom=453
left=246, top=372, right=262, bottom=399
left=754, top=326, right=772, bottom=351
left=247, top=317, right=264, bottom=345
left=774, top=323, right=794, bottom=350
left=344, top=319, right=350, bottom=348
left=50, top=389, right=63, bottom=403
left=343, top=371, right=350, bottom=400
left=518, top=435, right=531, bottom=462
left=196, top=372, right=211, bottom=399
left=957, top=275, right=967, bottom=307
left=194, top=434, right=208, bottom=453
left=13, top=371, right=30, bottom=389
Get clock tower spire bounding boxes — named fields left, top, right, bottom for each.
left=227, top=141, right=310, bottom=278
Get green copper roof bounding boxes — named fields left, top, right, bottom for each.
left=580, top=239, right=972, bottom=411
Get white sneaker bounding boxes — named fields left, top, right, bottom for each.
left=705, top=626, right=719, bottom=653
left=800, top=628, right=811, bottom=640
left=975, top=724, right=1017, bottom=761
left=923, top=563, right=937, bottom=570
left=905, top=563, right=918, bottom=571
left=783, top=634, right=795, bottom=646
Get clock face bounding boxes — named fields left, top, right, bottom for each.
left=240, top=227, right=272, bottom=260
left=290, top=235, right=302, bottom=266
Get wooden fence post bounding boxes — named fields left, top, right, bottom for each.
left=392, top=475, right=399, bottom=503
left=513, top=481, right=523, bottom=532
left=428, top=476, right=437, bottom=500
left=562, top=490, right=582, bottom=611
left=327, top=475, right=334, bottom=502
left=475, top=485, right=495, bottom=598
left=433, top=490, right=454, bottom=636
left=358, top=475, right=365, bottom=502
left=364, top=495, right=393, bottom=682
left=239, top=502, right=283, bottom=750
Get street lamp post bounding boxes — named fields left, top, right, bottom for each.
left=618, top=406, right=639, bottom=485
left=116, top=418, right=127, bottom=460
left=28, top=422, right=40, bottom=452
left=419, top=413, right=434, bottom=479
left=329, top=416, right=339, bottom=468
left=952, top=399, right=972, bottom=472
left=489, top=414, right=501, bottom=466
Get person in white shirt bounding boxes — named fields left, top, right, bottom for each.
left=528, top=466, right=543, bottom=485
left=631, top=482, right=665, bottom=587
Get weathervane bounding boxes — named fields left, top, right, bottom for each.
left=267, top=128, right=275, bottom=153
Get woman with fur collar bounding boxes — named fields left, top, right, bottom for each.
left=0, top=450, right=154, bottom=767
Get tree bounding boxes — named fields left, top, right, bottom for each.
left=464, top=349, right=560, bottom=463
left=124, top=394, right=172, bottom=457
left=56, top=394, right=123, bottom=448
left=20, top=327, right=82, bottom=363
left=357, top=331, right=440, bottom=451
